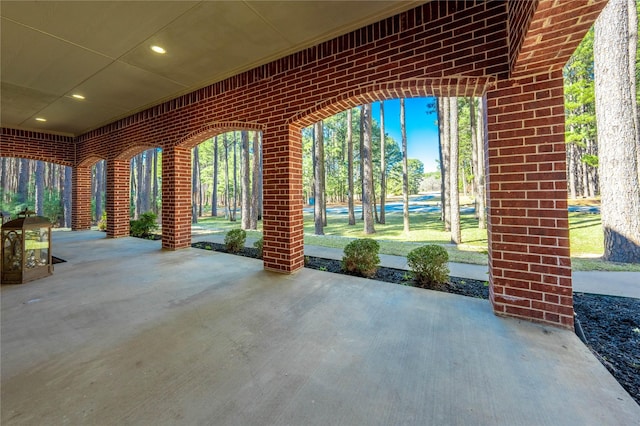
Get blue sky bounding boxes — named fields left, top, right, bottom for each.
left=371, top=97, right=440, bottom=173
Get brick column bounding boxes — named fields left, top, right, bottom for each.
left=261, top=126, right=304, bottom=273
left=71, top=166, right=92, bottom=230
left=486, top=70, right=573, bottom=329
left=161, top=146, right=191, bottom=250
left=105, top=160, right=130, bottom=238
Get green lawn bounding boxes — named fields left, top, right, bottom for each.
left=192, top=210, right=640, bottom=272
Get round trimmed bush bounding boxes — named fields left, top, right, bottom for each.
left=341, top=238, right=380, bottom=278
left=224, top=229, right=247, bottom=253
left=253, top=237, right=264, bottom=259
left=407, top=245, right=449, bottom=288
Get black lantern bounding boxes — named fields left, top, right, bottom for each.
left=1, top=210, right=53, bottom=284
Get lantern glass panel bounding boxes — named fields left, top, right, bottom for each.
left=3, top=230, right=22, bottom=272
left=25, top=229, right=49, bottom=269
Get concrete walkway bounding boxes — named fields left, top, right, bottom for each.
left=192, top=233, right=640, bottom=299
left=1, top=231, right=638, bottom=425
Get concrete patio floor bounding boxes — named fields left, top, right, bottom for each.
left=2, top=231, right=638, bottom=425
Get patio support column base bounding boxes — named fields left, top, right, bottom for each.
left=106, top=160, right=130, bottom=238
left=71, top=166, right=92, bottom=230
left=261, top=126, right=304, bottom=274
left=162, top=146, right=191, bottom=250
left=486, top=70, right=574, bottom=329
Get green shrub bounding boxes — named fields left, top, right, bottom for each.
left=341, top=238, right=380, bottom=278
left=130, top=212, right=158, bottom=238
left=253, top=237, right=264, bottom=259
left=225, top=229, right=246, bottom=253
left=407, top=245, right=450, bottom=288
left=98, top=211, right=107, bottom=231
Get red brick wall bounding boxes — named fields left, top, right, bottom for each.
left=512, top=0, right=608, bottom=78
left=507, top=0, right=538, bottom=74
left=486, top=70, right=573, bottom=328
left=0, top=128, right=74, bottom=167
left=161, top=146, right=192, bottom=250
left=105, top=160, right=130, bottom=238
left=71, top=166, right=92, bottom=230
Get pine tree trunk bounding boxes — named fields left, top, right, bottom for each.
left=63, top=166, right=72, bottom=228
left=628, top=0, right=640, bottom=177
left=360, top=106, right=365, bottom=221
left=582, top=152, right=591, bottom=198
left=588, top=137, right=599, bottom=197
left=347, top=108, right=356, bottom=225
left=442, top=98, right=451, bottom=231
left=314, top=121, right=324, bottom=235
left=470, top=98, right=480, bottom=218
left=198, top=149, right=203, bottom=217
left=258, top=134, right=263, bottom=220
left=372, top=176, right=379, bottom=224
left=241, top=131, right=251, bottom=230
left=400, top=99, right=410, bottom=235
left=311, top=126, right=316, bottom=206
left=379, top=101, right=386, bottom=224
left=152, top=150, right=158, bottom=215
left=212, top=136, right=218, bottom=216
left=362, top=104, right=375, bottom=235
left=250, top=131, right=260, bottom=229
left=567, top=138, right=577, bottom=199
left=144, top=149, right=152, bottom=213
left=594, top=0, right=640, bottom=262
left=192, top=146, right=199, bottom=224
left=224, top=134, right=231, bottom=220
left=319, top=122, right=327, bottom=227
left=34, top=161, right=45, bottom=215
left=96, top=161, right=104, bottom=223
left=449, top=97, right=461, bottom=245
left=17, top=158, right=30, bottom=206
left=0, top=157, right=6, bottom=206
left=232, top=133, right=238, bottom=221
left=476, top=96, right=487, bottom=230
left=136, top=153, right=144, bottom=217
left=436, top=99, right=446, bottom=223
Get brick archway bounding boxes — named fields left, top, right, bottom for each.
left=162, top=122, right=265, bottom=250
left=175, top=121, right=265, bottom=150
left=288, top=77, right=494, bottom=129
left=72, top=156, right=105, bottom=231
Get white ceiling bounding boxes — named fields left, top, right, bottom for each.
left=1, top=1, right=422, bottom=136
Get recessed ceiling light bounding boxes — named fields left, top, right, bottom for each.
left=151, top=45, right=166, bottom=54
left=35, top=117, right=47, bottom=122
left=72, top=94, right=85, bottom=100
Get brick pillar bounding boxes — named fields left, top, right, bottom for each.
left=71, top=166, right=92, bottom=230
left=161, top=146, right=191, bottom=250
left=105, top=160, right=130, bottom=238
left=486, top=70, right=573, bottom=329
left=261, top=126, right=304, bottom=273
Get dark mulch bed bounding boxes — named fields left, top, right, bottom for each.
left=573, top=293, right=640, bottom=405
left=192, top=241, right=639, bottom=406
